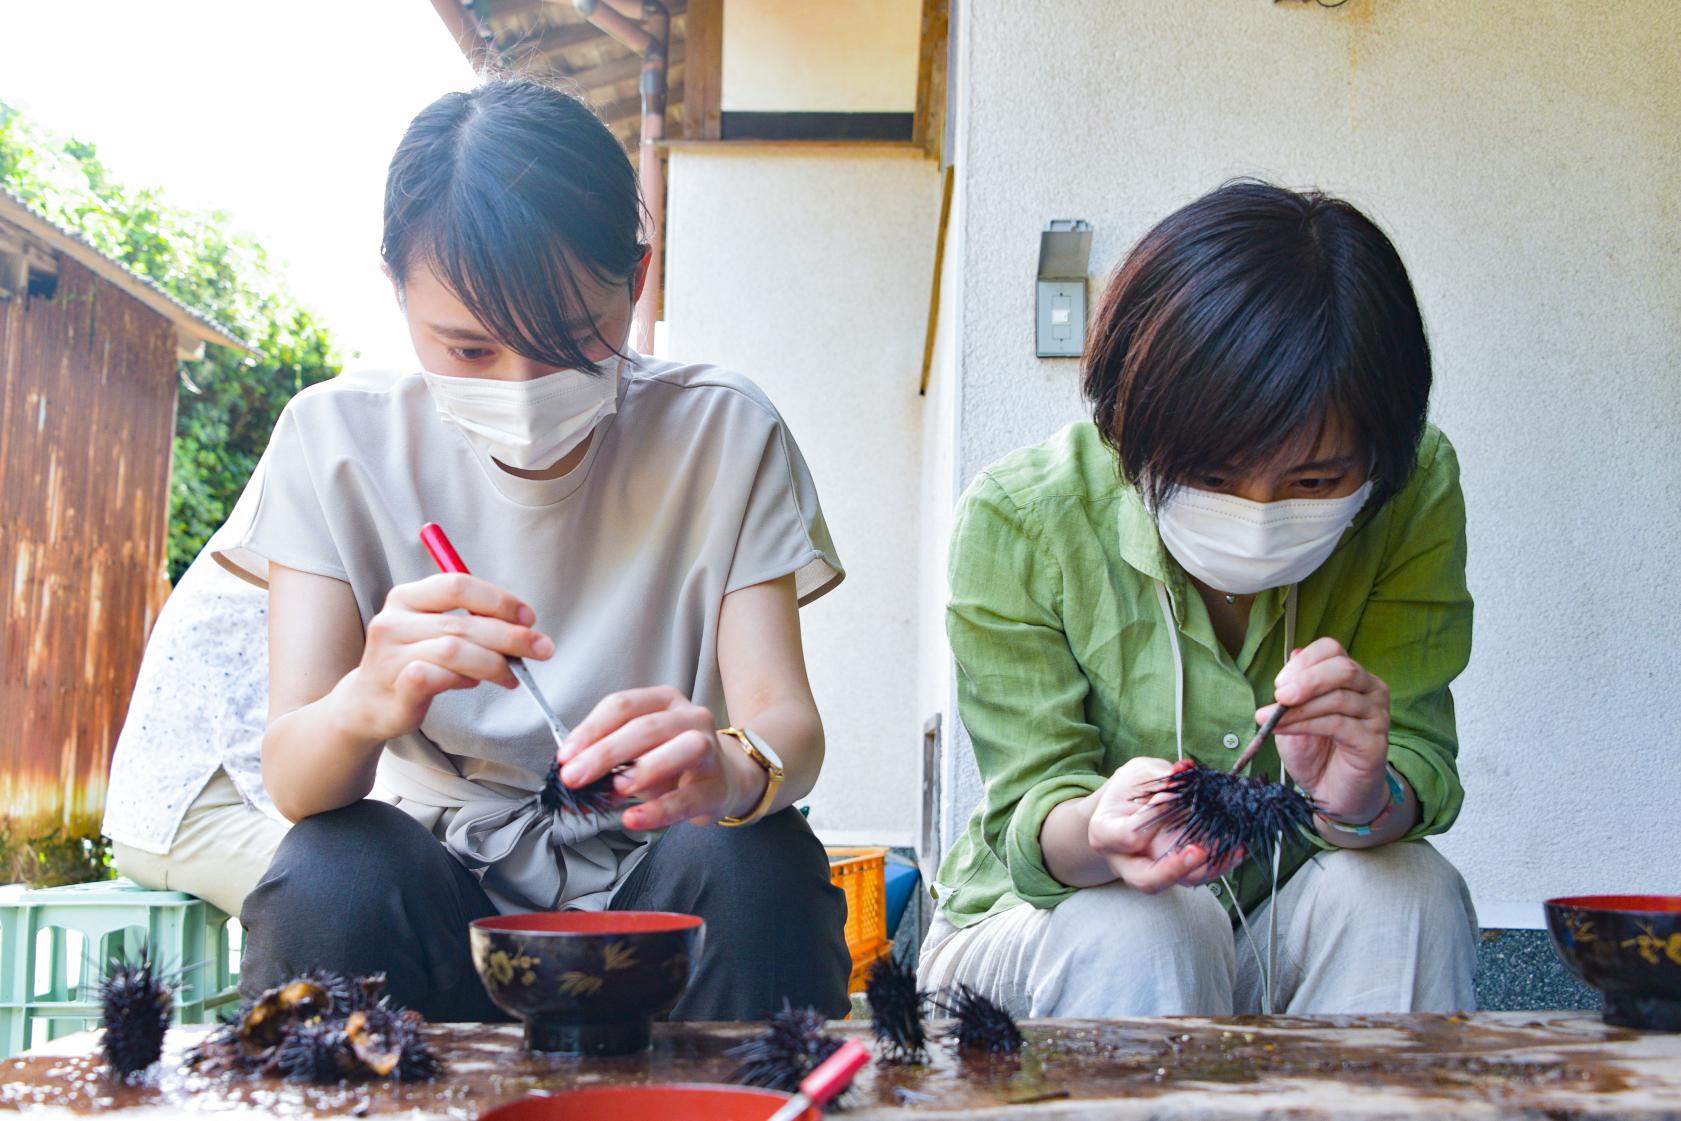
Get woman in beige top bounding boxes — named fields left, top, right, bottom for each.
left=217, top=76, right=850, bottom=1023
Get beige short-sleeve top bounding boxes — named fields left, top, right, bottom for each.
left=216, top=352, right=842, bottom=913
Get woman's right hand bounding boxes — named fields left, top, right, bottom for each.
left=331, top=573, right=554, bottom=742
left=1085, top=757, right=1241, bottom=893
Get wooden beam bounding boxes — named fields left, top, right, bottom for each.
left=681, top=0, right=722, bottom=140
left=501, top=14, right=606, bottom=52
left=556, top=51, right=647, bottom=86
left=428, top=0, right=500, bottom=66
left=914, top=0, right=951, bottom=162
left=919, top=164, right=956, bottom=396
left=595, top=81, right=684, bottom=132
left=592, top=90, right=645, bottom=126
left=568, top=60, right=685, bottom=104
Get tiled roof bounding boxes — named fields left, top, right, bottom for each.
left=0, top=186, right=247, bottom=351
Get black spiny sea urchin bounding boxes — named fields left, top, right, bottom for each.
left=275, top=1019, right=355, bottom=1084
left=865, top=956, right=929, bottom=1064
left=728, top=1002, right=844, bottom=1093
left=938, top=984, right=1024, bottom=1055
left=1145, top=758, right=1316, bottom=871
left=540, top=759, right=623, bottom=816
left=346, top=1006, right=441, bottom=1082
left=99, top=951, right=173, bottom=1080
left=183, top=972, right=439, bottom=1084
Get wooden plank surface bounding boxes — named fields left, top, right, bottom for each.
left=4, top=1013, right=1680, bottom=1119
left=0, top=257, right=177, bottom=854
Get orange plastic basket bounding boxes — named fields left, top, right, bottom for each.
left=847, top=940, right=893, bottom=995
left=826, top=846, right=890, bottom=963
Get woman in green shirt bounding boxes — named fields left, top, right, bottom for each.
left=920, top=181, right=1477, bottom=1017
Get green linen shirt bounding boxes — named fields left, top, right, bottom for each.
left=935, top=422, right=1472, bottom=926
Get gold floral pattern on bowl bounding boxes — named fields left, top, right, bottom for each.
left=470, top=911, right=705, bottom=1056
left=1546, top=895, right=1681, bottom=1032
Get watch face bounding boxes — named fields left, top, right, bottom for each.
left=742, top=728, right=785, bottom=769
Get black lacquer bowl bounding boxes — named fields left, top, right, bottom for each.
left=470, top=911, right=705, bottom=1055
left=1546, top=894, right=1681, bottom=1031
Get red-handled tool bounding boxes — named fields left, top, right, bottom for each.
left=764, top=1038, right=872, bottom=1121
left=419, top=522, right=468, bottom=576
left=419, top=522, right=571, bottom=751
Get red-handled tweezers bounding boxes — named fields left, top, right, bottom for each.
left=419, top=522, right=571, bottom=752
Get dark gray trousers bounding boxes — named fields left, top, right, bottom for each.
left=239, top=801, right=851, bottom=1021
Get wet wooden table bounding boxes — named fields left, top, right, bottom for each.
left=3, top=1013, right=1680, bottom=1119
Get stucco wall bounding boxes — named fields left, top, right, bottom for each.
left=665, top=147, right=944, bottom=844
left=939, top=0, right=1681, bottom=924
left=722, top=0, right=922, bottom=113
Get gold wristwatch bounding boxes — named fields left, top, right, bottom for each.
left=716, top=727, right=784, bottom=827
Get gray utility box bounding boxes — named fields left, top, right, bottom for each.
left=1036, top=219, right=1093, bottom=358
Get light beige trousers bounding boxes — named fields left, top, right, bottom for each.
left=918, top=840, right=1478, bottom=1017
left=111, top=769, right=290, bottom=919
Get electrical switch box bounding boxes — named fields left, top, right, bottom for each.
left=1036, top=281, right=1086, bottom=357
left=1036, top=219, right=1093, bottom=358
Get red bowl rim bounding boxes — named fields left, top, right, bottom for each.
left=471, top=910, right=705, bottom=935
left=477, top=1083, right=803, bottom=1121
left=1545, top=894, right=1681, bottom=915
left=523, top=1083, right=791, bottom=1099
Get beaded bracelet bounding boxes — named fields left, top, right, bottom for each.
left=1318, top=764, right=1406, bottom=837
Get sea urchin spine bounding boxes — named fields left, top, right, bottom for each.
left=184, top=972, right=439, bottom=1085
left=728, top=1001, right=844, bottom=1093
left=99, top=951, right=173, bottom=1080
left=939, top=984, right=1024, bottom=1055
left=540, top=759, right=624, bottom=816
left=275, top=1019, right=354, bottom=1084
left=346, top=1006, right=441, bottom=1082
left=865, top=956, right=930, bottom=1064
left=1145, top=757, right=1316, bottom=871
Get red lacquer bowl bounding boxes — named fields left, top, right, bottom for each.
left=470, top=911, right=705, bottom=1055
left=1545, top=894, right=1681, bottom=1031
left=478, top=1084, right=816, bottom=1121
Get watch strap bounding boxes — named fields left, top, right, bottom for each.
left=716, top=726, right=783, bottom=827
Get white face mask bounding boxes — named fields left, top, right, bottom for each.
left=423, top=357, right=621, bottom=470
left=1152, top=480, right=1374, bottom=595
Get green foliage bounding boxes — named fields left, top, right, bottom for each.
left=0, top=820, right=115, bottom=889
left=0, top=101, right=342, bottom=578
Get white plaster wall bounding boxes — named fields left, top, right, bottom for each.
left=722, top=0, right=922, bottom=113
left=939, top=0, right=1681, bottom=922
left=915, top=176, right=962, bottom=877
left=665, top=148, right=944, bottom=844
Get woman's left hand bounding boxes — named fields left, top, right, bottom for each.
left=556, top=685, right=766, bottom=831
left=1258, top=637, right=1391, bottom=822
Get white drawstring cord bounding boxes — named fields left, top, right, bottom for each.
left=1267, top=588, right=1298, bottom=1005
left=1153, top=580, right=1276, bottom=1014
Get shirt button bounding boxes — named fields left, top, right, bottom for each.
left=1223, top=733, right=1240, bottom=749
left=1209, top=882, right=1224, bottom=896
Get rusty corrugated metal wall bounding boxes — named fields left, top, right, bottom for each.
left=0, top=257, right=177, bottom=846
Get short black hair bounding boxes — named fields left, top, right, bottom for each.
left=1083, top=180, right=1432, bottom=511
left=382, top=75, right=647, bottom=372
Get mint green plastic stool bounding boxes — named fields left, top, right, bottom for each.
left=0, top=879, right=240, bottom=1058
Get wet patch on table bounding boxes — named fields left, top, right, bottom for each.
left=0, top=1013, right=1661, bottom=1118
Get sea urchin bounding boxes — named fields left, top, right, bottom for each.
left=346, top=1006, right=440, bottom=1082
left=99, top=951, right=173, bottom=1080
left=540, top=759, right=623, bottom=816
left=727, top=1001, right=843, bottom=1093
left=184, top=972, right=439, bottom=1085
left=865, top=956, right=930, bottom=1064
left=937, top=984, right=1024, bottom=1055
left=275, top=1018, right=355, bottom=1084
left=1145, top=758, right=1316, bottom=871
